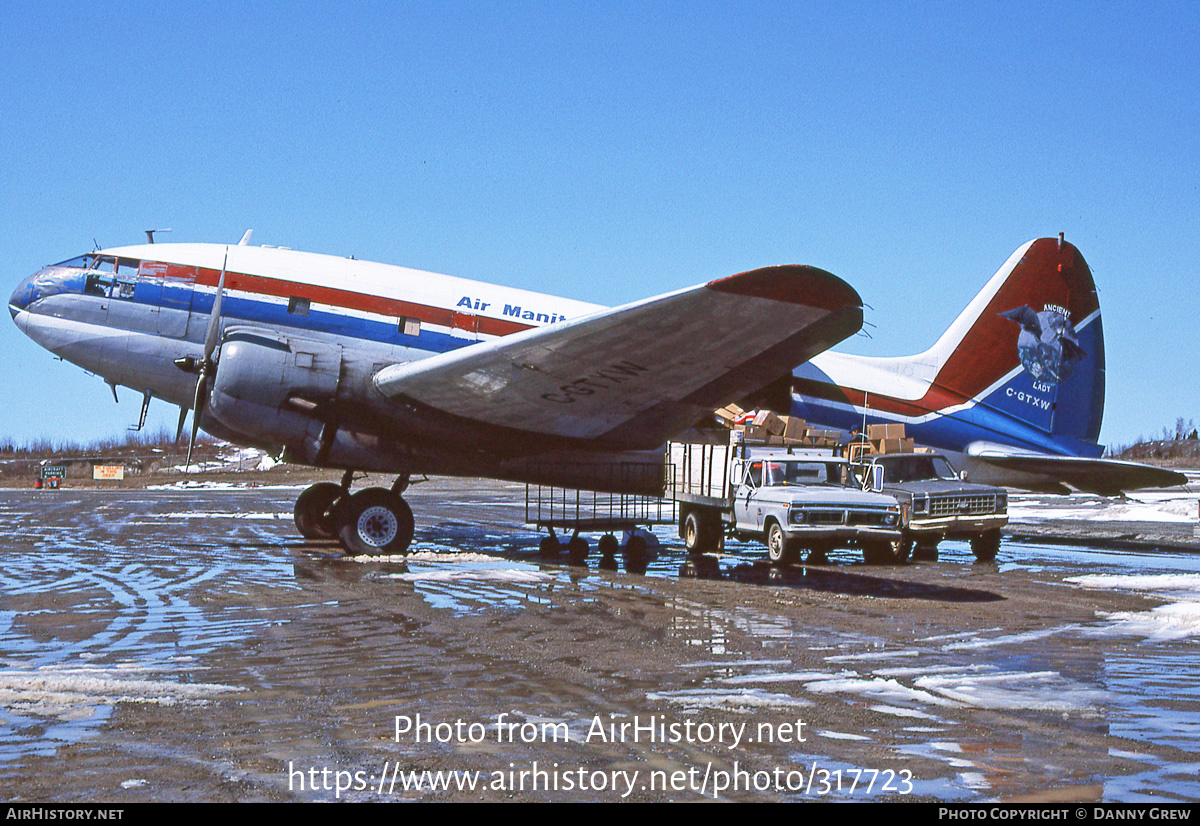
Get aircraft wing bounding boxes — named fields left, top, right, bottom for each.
left=966, top=449, right=1188, bottom=495
left=374, top=266, right=862, bottom=450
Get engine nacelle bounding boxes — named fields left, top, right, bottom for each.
left=207, top=328, right=341, bottom=453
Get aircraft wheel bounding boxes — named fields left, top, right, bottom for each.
left=765, top=521, right=799, bottom=566
left=970, top=529, right=1002, bottom=562
left=566, top=536, right=589, bottom=565
left=294, top=482, right=343, bottom=539
left=336, top=488, right=414, bottom=556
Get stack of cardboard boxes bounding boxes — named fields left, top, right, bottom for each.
left=865, top=423, right=915, bottom=454
left=713, top=405, right=841, bottom=448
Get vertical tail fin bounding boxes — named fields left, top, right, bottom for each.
left=795, top=237, right=1106, bottom=458
left=928, top=237, right=1104, bottom=455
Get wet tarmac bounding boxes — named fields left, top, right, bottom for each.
left=1, top=479, right=1199, bottom=802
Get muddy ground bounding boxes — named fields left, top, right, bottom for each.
left=1, top=479, right=1198, bottom=802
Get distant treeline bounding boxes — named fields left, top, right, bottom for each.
left=0, top=426, right=215, bottom=458
left=1110, top=417, right=1198, bottom=459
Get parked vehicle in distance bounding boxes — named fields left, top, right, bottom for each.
left=852, top=452, right=1008, bottom=561
left=669, top=441, right=904, bottom=566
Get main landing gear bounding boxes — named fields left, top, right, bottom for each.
left=294, top=471, right=415, bottom=556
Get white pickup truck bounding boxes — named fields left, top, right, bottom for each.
left=668, top=439, right=904, bottom=565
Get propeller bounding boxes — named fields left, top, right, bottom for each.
left=175, top=248, right=229, bottom=470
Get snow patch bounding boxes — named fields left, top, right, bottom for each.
left=647, top=688, right=813, bottom=711
left=0, top=664, right=242, bottom=721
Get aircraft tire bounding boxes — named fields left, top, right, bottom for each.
left=294, top=483, right=343, bottom=540
left=765, top=521, right=799, bottom=566
left=971, top=529, right=1002, bottom=562
left=337, top=488, right=414, bottom=556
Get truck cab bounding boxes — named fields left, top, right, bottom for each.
left=854, top=452, right=1008, bottom=561
left=727, top=452, right=903, bottom=565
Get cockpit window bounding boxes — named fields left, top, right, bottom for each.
left=84, top=272, right=113, bottom=297
left=53, top=255, right=92, bottom=269
left=116, top=258, right=140, bottom=277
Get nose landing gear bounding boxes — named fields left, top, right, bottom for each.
left=294, top=471, right=415, bottom=555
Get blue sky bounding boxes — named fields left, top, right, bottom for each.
left=2, top=1, right=1197, bottom=448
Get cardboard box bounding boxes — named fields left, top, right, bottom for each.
left=713, top=405, right=742, bottom=427
left=752, top=410, right=786, bottom=436
left=867, top=423, right=906, bottom=441
left=743, top=424, right=772, bottom=442
left=878, top=438, right=904, bottom=454
left=781, top=416, right=807, bottom=441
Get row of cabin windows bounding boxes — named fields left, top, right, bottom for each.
left=286, top=296, right=421, bottom=338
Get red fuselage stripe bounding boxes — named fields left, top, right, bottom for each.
left=147, top=260, right=535, bottom=338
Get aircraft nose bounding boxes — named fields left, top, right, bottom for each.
left=10, top=272, right=37, bottom=319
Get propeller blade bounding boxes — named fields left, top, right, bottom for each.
left=186, top=248, right=229, bottom=471
left=175, top=405, right=188, bottom=443
left=185, top=370, right=209, bottom=469
left=204, top=249, right=229, bottom=361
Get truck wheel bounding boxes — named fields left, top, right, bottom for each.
left=683, top=510, right=719, bottom=555
left=765, top=521, right=799, bottom=566
left=971, top=529, right=1002, bottom=562
left=912, top=541, right=939, bottom=562
left=336, top=488, right=414, bottom=556
left=863, top=542, right=902, bottom=565
left=890, top=537, right=914, bottom=563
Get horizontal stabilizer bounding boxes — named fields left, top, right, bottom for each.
left=967, top=451, right=1187, bottom=496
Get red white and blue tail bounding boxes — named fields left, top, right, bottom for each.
left=792, top=237, right=1105, bottom=458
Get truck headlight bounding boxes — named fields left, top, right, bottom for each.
left=913, top=496, right=929, bottom=514
left=790, top=510, right=806, bottom=525
left=996, top=493, right=1007, bottom=512
left=883, top=512, right=898, bottom=526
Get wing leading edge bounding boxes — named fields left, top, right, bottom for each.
left=374, top=265, right=862, bottom=450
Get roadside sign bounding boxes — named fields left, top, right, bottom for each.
left=41, top=465, right=65, bottom=479
left=93, top=465, right=125, bottom=481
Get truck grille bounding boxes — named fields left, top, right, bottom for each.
left=929, top=494, right=995, bottom=517
left=799, top=509, right=892, bottom=527
left=807, top=510, right=845, bottom=525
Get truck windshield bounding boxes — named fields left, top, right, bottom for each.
left=875, top=456, right=958, bottom=482
left=763, top=461, right=849, bottom=487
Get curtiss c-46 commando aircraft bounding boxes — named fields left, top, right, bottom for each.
left=9, top=235, right=864, bottom=555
